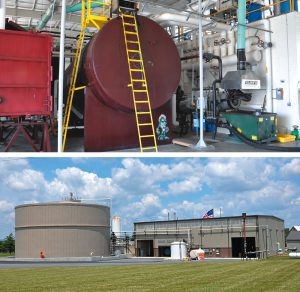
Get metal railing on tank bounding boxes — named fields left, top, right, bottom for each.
left=85, top=0, right=112, bottom=29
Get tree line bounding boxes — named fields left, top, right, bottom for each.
left=0, top=233, right=15, bottom=254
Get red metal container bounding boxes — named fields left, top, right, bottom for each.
left=0, top=30, right=53, bottom=117
left=83, top=15, right=181, bottom=151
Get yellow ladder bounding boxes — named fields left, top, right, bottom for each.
left=121, top=13, right=158, bottom=152
left=62, top=0, right=111, bottom=151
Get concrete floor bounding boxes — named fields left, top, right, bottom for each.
left=1, top=127, right=300, bottom=153
left=64, top=129, right=300, bottom=153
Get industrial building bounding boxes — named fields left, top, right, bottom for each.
left=15, top=198, right=110, bottom=258
left=286, top=226, right=300, bottom=251
left=1, top=1, right=300, bottom=152
left=134, top=215, right=285, bottom=258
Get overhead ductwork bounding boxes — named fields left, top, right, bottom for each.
left=36, top=1, right=58, bottom=31
left=153, top=12, right=230, bottom=31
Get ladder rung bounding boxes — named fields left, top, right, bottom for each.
left=142, top=146, right=157, bottom=150
left=132, top=79, right=146, bottom=82
left=128, top=49, right=140, bottom=53
left=137, top=112, right=151, bottom=115
left=129, top=59, right=142, bottom=62
left=130, top=69, right=143, bottom=72
left=122, top=14, right=135, bottom=18
left=135, top=100, right=148, bottom=103
left=138, top=123, right=152, bottom=126
left=125, top=31, right=137, bottom=35
left=74, top=86, right=86, bottom=91
left=123, top=22, right=135, bottom=26
left=127, top=40, right=139, bottom=44
left=140, top=135, right=155, bottom=138
left=133, top=90, right=147, bottom=92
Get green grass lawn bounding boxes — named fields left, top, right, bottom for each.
left=0, top=253, right=14, bottom=257
left=1, top=257, right=299, bottom=291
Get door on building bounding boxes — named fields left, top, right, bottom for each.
left=137, top=240, right=154, bottom=257
left=231, top=237, right=256, bottom=258
left=158, top=246, right=171, bottom=257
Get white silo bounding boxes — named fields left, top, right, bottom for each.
left=112, top=216, right=121, bottom=237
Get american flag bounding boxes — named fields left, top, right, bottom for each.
left=203, top=209, right=214, bottom=219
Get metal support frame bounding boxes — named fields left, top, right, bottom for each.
left=0, top=120, right=51, bottom=152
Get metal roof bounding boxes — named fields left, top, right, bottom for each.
left=134, top=214, right=285, bottom=225
left=287, top=230, right=300, bottom=241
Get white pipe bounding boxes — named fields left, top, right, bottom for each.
left=172, top=93, right=179, bottom=126
left=0, top=0, right=6, bottom=29
left=154, top=13, right=229, bottom=32
left=264, top=19, right=273, bottom=113
left=58, top=0, right=66, bottom=153
left=289, top=252, right=300, bottom=258
left=181, top=50, right=263, bottom=70
left=189, top=0, right=218, bottom=12
left=195, top=0, right=207, bottom=149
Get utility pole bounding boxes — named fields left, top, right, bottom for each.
left=242, top=213, right=247, bottom=260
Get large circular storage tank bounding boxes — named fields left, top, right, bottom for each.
left=111, top=216, right=121, bottom=236
left=15, top=201, right=110, bottom=258
left=82, top=15, right=181, bottom=112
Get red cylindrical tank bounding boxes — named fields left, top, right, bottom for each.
left=82, top=15, right=181, bottom=151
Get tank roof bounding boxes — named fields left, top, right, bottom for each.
left=15, top=201, right=110, bottom=209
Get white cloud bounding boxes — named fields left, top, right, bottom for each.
left=123, top=194, right=161, bottom=219
left=0, top=200, right=14, bottom=212
left=6, top=169, right=47, bottom=192
left=291, top=197, right=300, bottom=205
left=48, top=167, right=121, bottom=199
left=167, top=177, right=202, bottom=195
left=281, top=159, right=300, bottom=175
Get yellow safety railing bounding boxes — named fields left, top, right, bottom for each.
left=85, top=0, right=112, bottom=29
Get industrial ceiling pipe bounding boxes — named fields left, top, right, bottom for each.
left=36, top=1, right=104, bottom=31
left=154, top=12, right=230, bottom=31
left=36, top=1, right=58, bottom=31
left=237, top=0, right=247, bottom=70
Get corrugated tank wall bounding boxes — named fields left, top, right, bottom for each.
left=15, top=202, right=110, bottom=258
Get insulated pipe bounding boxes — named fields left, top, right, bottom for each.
left=154, top=13, right=230, bottom=32
left=66, top=2, right=102, bottom=13
left=188, top=0, right=218, bottom=12
left=195, top=0, right=207, bottom=148
left=36, top=1, right=58, bottom=31
left=58, top=0, right=66, bottom=153
left=36, top=1, right=104, bottom=31
left=0, top=0, right=6, bottom=29
left=172, top=93, right=179, bottom=126
left=237, top=0, right=247, bottom=70
left=264, top=19, right=273, bottom=113
left=181, top=50, right=263, bottom=70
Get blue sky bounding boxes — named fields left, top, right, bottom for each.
left=0, top=157, right=299, bottom=238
